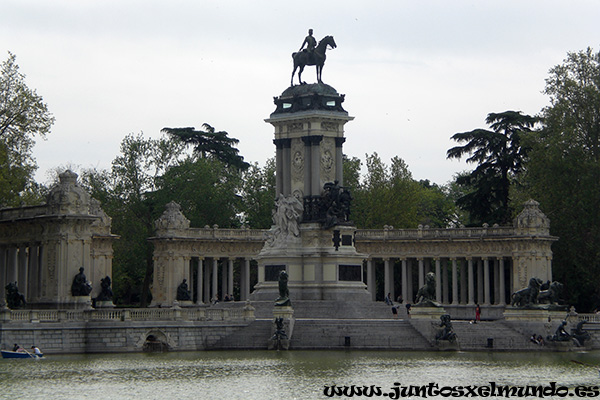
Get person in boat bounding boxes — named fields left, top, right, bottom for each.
left=31, top=346, right=42, bottom=355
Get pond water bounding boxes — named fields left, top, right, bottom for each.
left=1, top=350, right=599, bottom=400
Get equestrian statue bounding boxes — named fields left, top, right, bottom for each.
left=291, top=29, right=337, bottom=86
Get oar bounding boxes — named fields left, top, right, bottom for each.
left=571, top=359, right=595, bottom=367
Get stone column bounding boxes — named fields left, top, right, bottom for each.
left=493, top=259, right=500, bottom=305
left=28, top=244, right=40, bottom=302
left=477, top=259, right=484, bottom=304
left=310, top=136, right=323, bottom=195
left=241, top=258, right=251, bottom=301
left=301, top=137, right=312, bottom=196
left=335, top=137, right=345, bottom=185
left=383, top=258, right=391, bottom=300
left=196, top=258, right=204, bottom=304
left=498, top=258, right=506, bottom=305
left=212, top=258, right=218, bottom=302
left=435, top=258, right=441, bottom=302
left=6, top=246, right=18, bottom=285
left=442, top=259, right=449, bottom=304
left=366, top=259, right=376, bottom=301
left=204, top=259, right=211, bottom=303
left=407, top=259, right=414, bottom=303
left=18, top=245, right=29, bottom=298
left=460, top=259, right=467, bottom=304
left=274, top=139, right=284, bottom=196
left=281, top=139, right=292, bottom=196
left=221, top=259, right=228, bottom=299
left=451, top=258, right=458, bottom=305
left=401, top=259, right=408, bottom=303
left=228, top=258, right=234, bottom=299
left=0, top=246, right=6, bottom=308
left=483, top=258, right=491, bottom=305
left=467, top=258, right=475, bottom=305
left=418, top=258, right=424, bottom=289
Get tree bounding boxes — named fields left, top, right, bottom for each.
left=161, top=123, right=250, bottom=171
left=80, top=133, right=186, bottom=306
left=240, top=158, right=276, bottom=228
left=350, top=153, right=454, bottom=229
left=523, top=47, right=600, bottom=311
left=447, top=111, right=538, bottom=225
left=0, top=52, right=54, bottom=206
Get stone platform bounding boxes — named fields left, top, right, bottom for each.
left=2, top=302, right=598, bottom=353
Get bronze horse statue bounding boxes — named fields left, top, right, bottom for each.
left=291, top=35, right=336, bottom=86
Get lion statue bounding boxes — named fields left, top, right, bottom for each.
left=538, top=281, right=563, bottom=305
left=511, top=277, right=543, bottom=307
left=415, top=272, right=438, bottom=307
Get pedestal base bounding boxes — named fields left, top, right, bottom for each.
left=94, top=300, right=115, bottom=308
left=410, top=306, right=447, bottom=319
left=503, top=308, right=551, bottom=322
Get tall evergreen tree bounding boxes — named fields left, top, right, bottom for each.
left=447, top=111, right=538, bottom=225
left=161, top=123, right=250, bottom=171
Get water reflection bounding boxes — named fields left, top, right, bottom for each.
left=1, top=351, right=598, bottom=400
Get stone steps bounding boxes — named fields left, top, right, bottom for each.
left=450, top=321, right=540, bottom=350
left=251, top=300, right=404, bottom=320
left=289, top=318, right=433, bottom=350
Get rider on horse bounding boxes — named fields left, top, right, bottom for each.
left=299, top=29, right=317, bottom=63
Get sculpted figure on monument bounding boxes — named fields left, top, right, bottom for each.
left=266, top=194, right=303, bottom=247
left=537, top=281, right=563, bottom=305
left=275, top=270, right=291, bottom=307
left=5, top=282, right=26, bottom=309
left=414, top=272, right=439, bottom=307
left=291, top=31, right=337, bottom=86
left=176, top=279, right=191, bottom=301
left=435, top=314, right=457, bottom=342
left=96, top=276, right=114, bottom=302
left=321, top=181, right=352, bottom=229
left=510, top=277, right=543, bottom=307
left=71, top=267, right=93, bottom=296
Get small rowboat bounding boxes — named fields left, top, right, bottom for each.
left=1, top=350, right=43, bottom=359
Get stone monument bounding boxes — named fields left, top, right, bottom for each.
left=251, top=35, right=370, bottom=302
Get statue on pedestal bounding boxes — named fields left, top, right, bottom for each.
left=96, top=276, right=113, bottom=301
left=5, top=282, right=26, bottom=309
left=176, top=279, right=191, bottom=301
left=435, top=314, right=457, bottom=343
left=291, top=32, right=337, bottom=86
left=275, top=270, right=291, bottom=307
left=71, top=267, right=92, bottom=296
left=414, top=272, right=440, bottom=307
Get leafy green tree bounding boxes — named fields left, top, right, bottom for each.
left=447, top=111, right=538, bottom=225
left=0, top=52, right=54, bottom=206
left=350, top=153, right=454, bottom=229
left=161, top=123, right=250, bottom=171
left=80, top=133, right=186, bottom=306
left=240, top=158, right=276, bottom=228
left=523, top=48, right=600, bottom=311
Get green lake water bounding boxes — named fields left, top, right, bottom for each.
left=1, top=350, right=599, bottom=399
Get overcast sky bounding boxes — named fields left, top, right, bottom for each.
left=1, top=0, right=599, bottom=186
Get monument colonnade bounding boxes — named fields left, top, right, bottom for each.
left=150, top=199, right=555, bottom=308
left=0, top=170, right=117, bottom=309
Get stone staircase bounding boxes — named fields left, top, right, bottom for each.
left=250, top=300, right=404, bottom=320
left=289, top=318, right=433, bottom=350
left=449, top=321, right=540, bottom=351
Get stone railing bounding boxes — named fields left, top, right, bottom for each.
left=355, top=226, right=516, bottom=241
left=0, top=304, right=255, bottom=323
left=576, top=313, right=600, bottom=323
left=181, top=227, right=268, bottom=240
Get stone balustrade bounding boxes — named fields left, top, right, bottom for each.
left=0, top=305, right=255, bottom=323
